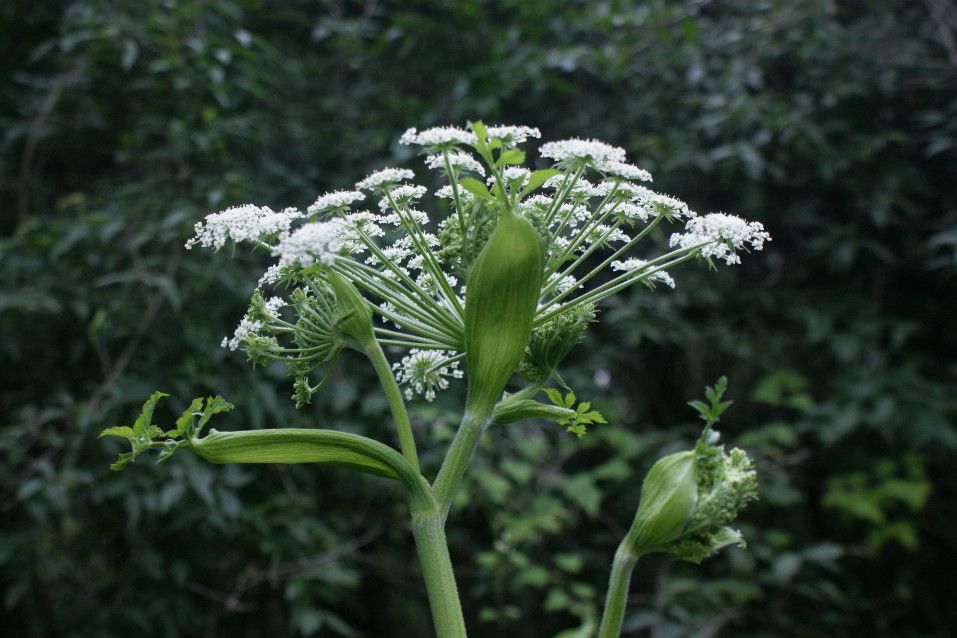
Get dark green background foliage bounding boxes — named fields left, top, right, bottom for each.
left=2, top=1, right=955, bottom=636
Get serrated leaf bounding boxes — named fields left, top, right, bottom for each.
left=543, top=388, right=564, bottom=405
left=110, top=452, right=135, bottom=471
left=98, top=426, right=134, bottom=440
left=688, top=399, right=709, bottom=416
left=133, top=391, right=169, bottom=437
left=166, top=397, right=204, bottom=439
left=577, top=401, right=591, bottom=413
left=564, top=391, right=576, bottom=408
left=567, top=424, right=587, bottom=439
left=196, top=396, right=234, bottom=434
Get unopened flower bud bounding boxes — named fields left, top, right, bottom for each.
left=624, top=432, right=758, bottom=562
left=625, top=450, right=698, bottom=553
left=464, top=206, right=544, bottom=416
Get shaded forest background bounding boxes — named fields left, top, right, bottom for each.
left=2, top=1, right=956, bottom=636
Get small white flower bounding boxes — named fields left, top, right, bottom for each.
left=488, top=167, right=530, bottom=189
left=381, top=208, right=429, bottom=227
left=222, top=316, right=263, bottom=351
left=547, top=273, right=579, bottom=294
left=539, top=138, right=627, bottom=164
left=186, top=204, right=302, bottom=250
left=434, top=184, right=475, bottom=200
left=632, top=186, right=695, bottom=219
left=258, top=264, right=284, bottom=287
left=263, top=296, right=286, bottom=318
left=669, top=213, right=771, bottom=265
left=307, top=190, right=364, bottom=215
left=274, top=220, right=350, bottom=268
left=343, top=211, right=385, bottom=238
left=392, top=349, right=464, bottom=401
left=378, top=184, right=428, bottom=210
left=356, top=168, right=415, bottom=191
left=615, top=202, right=655, bottom=223
left=400, top=126, right=476, bottom=147
left=611, top=258, right=676, bottom=288
left=485, top=125, right=541, bottom=145
left=597, top=160, right=653, bottom=182
left=425, top=152, right=486, bottom=176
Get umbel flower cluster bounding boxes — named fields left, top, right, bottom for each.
left=187, top=123, right=770, bottom=409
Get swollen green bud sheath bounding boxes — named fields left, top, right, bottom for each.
left=463, top=207, right=544, bottom=416
left=625, top=450, right=698, bottom=552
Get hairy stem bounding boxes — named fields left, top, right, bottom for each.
left=411, top=507, right=468, bottom=638
left=365, top=340, right=420, bottom=472
left=597, top=544, right=639, bottom=638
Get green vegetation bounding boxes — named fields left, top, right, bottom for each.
left=2, top=1, right=955, bottom=636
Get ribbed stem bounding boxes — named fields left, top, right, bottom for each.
left=432, top=409, right=491, bottom=520
left=364, top=340, right=420, bottom=472
left=411, top=508, right=468, bottom=638
left=597, top=544, right=639, bottom=638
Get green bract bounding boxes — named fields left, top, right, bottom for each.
left=626, top=450, right=699, bottom=550
left=463, top=206, right=544, bottom=416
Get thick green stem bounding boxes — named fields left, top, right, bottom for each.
left=411, top=507, right=468, bottom=638
left=597, top=545, right=639, bottom=638
left=364, top=340, right=420, bottom=473
left=432, top=409, right=491, bottom=520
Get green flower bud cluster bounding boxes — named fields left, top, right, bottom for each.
left=237, top=271, right=376, bottom=408
left=624, top=431, right=758, bottom=563
left=517, top=303, right=596, bottom=383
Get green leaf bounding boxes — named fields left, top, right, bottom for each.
left=563, top=391, right=576, bottom=408
left=132, top=391, right=169, bottom=438
left=109, top=452, right=135, bottom=471
left=166, top=397, right=204, bottom=439
left=520, top=169, right=561, bottom=198
left=98, top=426, right=134, bottom=440
left=543, top=388, right=564, bottom=405
left=470, top=120, right=488, bottom=149
left=499, top=149, right=525, bottom=166
left=688, top=399, right=710, bottom=418
left=196, top=395, right=234, bottom=434
left=459, top=177, right=493, bottom=200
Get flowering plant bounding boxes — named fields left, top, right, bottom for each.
left=100, top=122, right=767, bottom=636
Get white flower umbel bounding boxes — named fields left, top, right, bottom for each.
left=274, top=220, right=350, bottom=267
left=611, top=258, right=676, bottom=288
left=222, top=316, right=263, bottom=351
left=357, top=167, right=415, bottom=191
left=669, top=213, right=771, bottom=266
left=307, top=190, right=365, bottom=215
left=400, top=126, right=476, bottom=148
left=485, top=125, right=541, bottom=145
left=393, top=349, right=464, bottom=401
left=198, top=122, right=769, bottom=403
left=186, top=204, right=302, bottom=250
left=425, top=152, right=486, bottom=176
left=539, top=138, right=627, bottom=165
